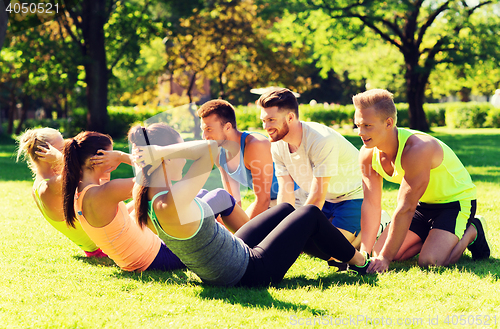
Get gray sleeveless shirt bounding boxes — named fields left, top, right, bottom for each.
left=149, top=191, right=249, bottom=286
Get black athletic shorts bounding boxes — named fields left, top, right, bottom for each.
left=409, top=200, right=476, bottom=241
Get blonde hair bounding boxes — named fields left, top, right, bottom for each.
left=352, top=89, right=397, bottom=124
left=16, top=128, right=62, bottom=173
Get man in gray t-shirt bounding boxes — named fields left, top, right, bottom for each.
left=257, top=88, right=363, bottom=247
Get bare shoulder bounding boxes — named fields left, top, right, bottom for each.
left=47, top=174, right=63, bottom=196
left=404, top=134, right=441, bottom=157
left=245, top=134, right=271, bottom=156
left=247, top=132, right=270, bottom=144
left=402, top=134, right=441, bottom=169
left=89, top=178, right=134, bottom=203
left=359, top=145, right=374, bottom=162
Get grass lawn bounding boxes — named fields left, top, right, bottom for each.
left=1, top=128, right=499, bottom=328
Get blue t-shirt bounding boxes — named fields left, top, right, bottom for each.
left=219, top=132, right=280, bottom=199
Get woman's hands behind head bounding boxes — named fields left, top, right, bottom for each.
left=35, top=142, right=63, bottom=165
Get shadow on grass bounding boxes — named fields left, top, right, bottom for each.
left=73, top=255, right=118, bottom=268
left=377, top=255, right=500, bottom=280
left=277, top=271, right=379, bottom=289
left=193, top=271, right=379, bottom=314
left=448, top=256, right=500, bottom=280
left=197, top=286, right=330, bottom=316
left=112, top=268, right=198, bottom=286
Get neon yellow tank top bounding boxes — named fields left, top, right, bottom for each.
left=33, top=179, right=99, bottom=252
left=371, top=128, right=476, bottom=203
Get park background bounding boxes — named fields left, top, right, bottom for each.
left=1, top=0, right=500, bottom=328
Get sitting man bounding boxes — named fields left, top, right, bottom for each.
left=257, top=88, right=363, bottom=246
left=353, top=88, right=490, bottom=273
left=198, top=99, right=279, bottom=218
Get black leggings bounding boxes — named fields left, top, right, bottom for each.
left=235, top=203, right=356, bottom=287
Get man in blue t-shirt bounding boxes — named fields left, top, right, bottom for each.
left=198, top=100, right=280, bottom=218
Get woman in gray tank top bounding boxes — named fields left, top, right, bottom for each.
left=129, top=123, right=371, bottom=287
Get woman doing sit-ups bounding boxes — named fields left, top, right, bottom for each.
left=130, top=123, right=371, bottom=287
left=61, top=131, right=184, bottom=272
left=17, top=128, right=105, bottom=257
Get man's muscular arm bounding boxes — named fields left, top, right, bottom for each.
left=359, top=146, right=383, bottom=255
left=369, top=138, right=435, bottom=273
left=245, top=139, right=273, bottom=218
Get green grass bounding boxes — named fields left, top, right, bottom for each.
left=1, top=128, right=500, bottom=328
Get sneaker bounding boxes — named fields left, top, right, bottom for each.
left=327, top=259, right=348, bottom=272
left=347, top=251, right=371, bottom=275
left=84, top=248, right=108, bottom=258
left=468, top=216, right=490, bottom=261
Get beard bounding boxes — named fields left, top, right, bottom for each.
left=268, top=120, right=290, bottom=142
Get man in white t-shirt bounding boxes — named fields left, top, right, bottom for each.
left=257, top=88, right=363, bottom=246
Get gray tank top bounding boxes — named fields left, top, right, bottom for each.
left=148, top=191, right=249, bottom=286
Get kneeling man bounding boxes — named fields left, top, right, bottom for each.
left=353, top=89, right=490, bottom=273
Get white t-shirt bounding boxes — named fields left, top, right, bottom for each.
left=271, top=121, right=363, bottom=203
left=491, top=90, right=500, bottom=108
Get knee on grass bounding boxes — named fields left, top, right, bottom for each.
left=417, top=253, right=449, bottom=268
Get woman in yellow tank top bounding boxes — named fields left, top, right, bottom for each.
left=16, top=128, right=105, bottom=257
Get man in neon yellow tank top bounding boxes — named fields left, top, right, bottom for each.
left=353, top=89, right=490, bottom=273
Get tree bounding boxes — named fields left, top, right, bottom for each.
left=54, top=0, right=149, bottom=132
left=165, top=0, right=312, bottom=137
left=0, top=20, right=82, bottom=134
left=55, top=0, right=201, bottom=132
left=264, top=0, right=498, bottom=131
left=427, top=8, right=500, bottom=101
left=268, top=14, right=407, bottom=103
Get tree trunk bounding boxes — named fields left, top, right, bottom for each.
left=186, top=72, right=201, bottom=139
left=7, top=90, right=16, bottom=135
left=188, top=103, right=200, bottom=139
left=218, top=70, right=225, bottom=99
left=15, top=95, right=29, bottom=135
left=82, top=0, right=108, bottom=133
left=405, top=58, right=430, bottom=132
left=0, top=1, right=8, bottom=52
left=458, top=87, right=471, bottom=102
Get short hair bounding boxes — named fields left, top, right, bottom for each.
left=197, top=99, right=237, bottom=129
left=352, top=89, right=397, bottom=124
left=256, top=88, right=299, bottom=118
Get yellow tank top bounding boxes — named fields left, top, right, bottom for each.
left=75, top=184, right=160, bottom=271
left=371, top=128, right=476, bottom=203
left=33, top=179, right=99, bottom=252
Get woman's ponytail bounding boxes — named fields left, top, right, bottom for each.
left=62, top=139, right=81, bottom=228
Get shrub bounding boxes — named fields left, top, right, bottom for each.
left=15, top=101, right=499, bottom=139
left=234, top=105, right=261, bottom=130
left=445, top=102, right=491, bottom=128
left=484, top=107, right=500, bottom=128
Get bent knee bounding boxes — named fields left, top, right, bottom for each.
left=417, top=254, right=448, bottom=268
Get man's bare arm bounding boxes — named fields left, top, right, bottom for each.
left=245, top=139, right=274, bottom=218
left=304, top=176, right=331, bottom=210
left=359, top=146, right=384, bottom=254
left=369, top=140, right=434, bottom=273
left=277, top=175, right=296, bottom=207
